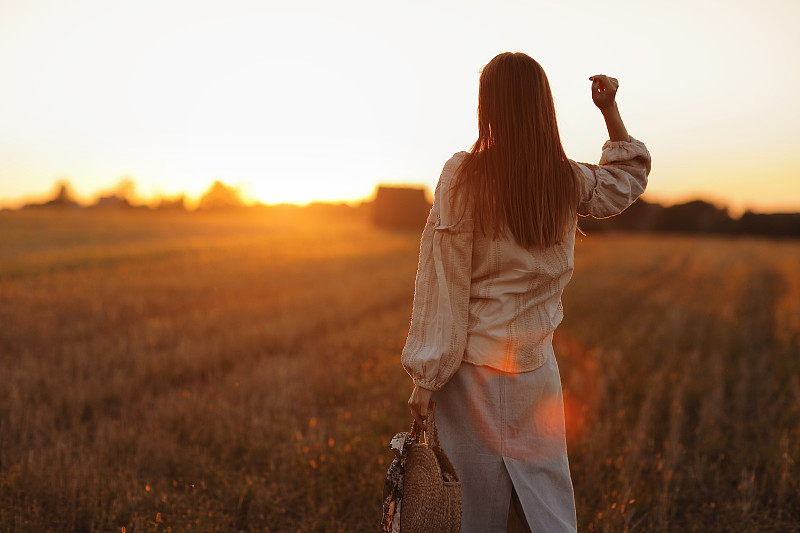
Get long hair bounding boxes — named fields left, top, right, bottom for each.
left=455, top=52, right=579, bottom=248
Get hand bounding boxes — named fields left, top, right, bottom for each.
left=590, top=74, right=619, bottom=112
left=408, top=384, right=434, bottom=431
left=590, top=74, right=630, bottom=141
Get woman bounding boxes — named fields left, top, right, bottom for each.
left=402, top=52, right=651, bottom=532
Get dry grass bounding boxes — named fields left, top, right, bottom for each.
left=1, top=209, right=799, bottom=532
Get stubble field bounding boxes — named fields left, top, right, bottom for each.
left=1, top=208, right=799, bottom=532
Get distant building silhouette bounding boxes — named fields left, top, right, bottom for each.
left=157, top=195, right=187, bottom=211
left=86, top=178, right=141, bottom=210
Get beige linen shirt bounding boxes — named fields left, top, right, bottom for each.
left=402, top=138, right=652, bottom=391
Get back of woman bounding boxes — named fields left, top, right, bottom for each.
left=402, top=52, right=651, bottom=533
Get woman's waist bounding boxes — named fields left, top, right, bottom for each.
left=462, top=331, right=555, bottom=374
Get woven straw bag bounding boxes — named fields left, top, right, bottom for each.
left=402, top=409, right=462, bottom=533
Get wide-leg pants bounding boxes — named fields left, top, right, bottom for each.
left=432, top=352, right=577, bottom=533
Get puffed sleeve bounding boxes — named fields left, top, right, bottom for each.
left=575, top=137, right=652, bottom=218
left=401, top=152, right=473, bottom=391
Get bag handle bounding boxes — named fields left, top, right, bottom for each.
left=410, top=406, right=440, bottom=448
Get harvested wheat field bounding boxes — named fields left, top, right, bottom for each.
left=1, top=208, right=799, bottom=532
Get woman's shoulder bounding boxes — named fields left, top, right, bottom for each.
left=444, top=151, right=469, bottom=172
left=439, top=151, right=469, bottom=187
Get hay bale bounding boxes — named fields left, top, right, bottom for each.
left=371, top=186, right=431, bottom=230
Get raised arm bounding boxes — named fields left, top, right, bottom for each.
left=590, top=74, right=630, bottom=142
left=574, top=75, right=651, bottom=218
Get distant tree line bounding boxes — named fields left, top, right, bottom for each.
left=14, top=180, right=800, bottom=239
left=579, top=198, right=800, bottom=238
left=19, top=179, right=246, bottom=211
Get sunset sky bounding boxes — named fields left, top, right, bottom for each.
left=1, top=0, right=798, bottom=213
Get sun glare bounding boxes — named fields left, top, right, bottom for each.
left=128, top=12, right=425, bottom=206
left=0, top=3, right=426, bottom=208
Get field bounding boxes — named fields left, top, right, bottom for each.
left=1, top=208, right=799, bottom=532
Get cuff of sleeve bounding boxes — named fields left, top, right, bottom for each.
left=600, top=136, right=650, bottom=165
left=413, top=377, right=442, bottom=392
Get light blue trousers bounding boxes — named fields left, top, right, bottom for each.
left=432, top=353, right=577, bottom=533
